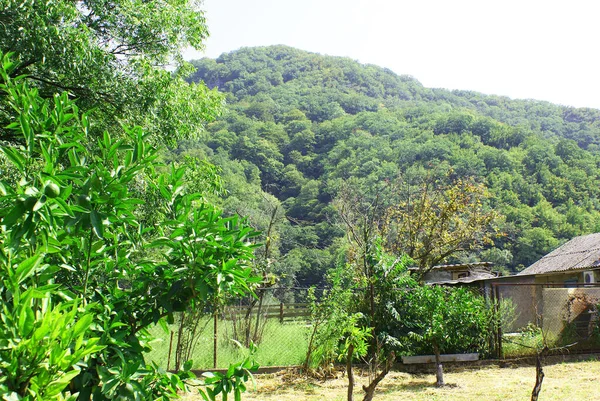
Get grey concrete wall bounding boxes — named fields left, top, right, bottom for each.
left=535, top=272, right=582, bottom=285
left=499, top=284, right=542, bottom=332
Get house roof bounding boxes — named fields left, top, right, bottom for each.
left=428, top=269, right=497, bottom=285
left=518, top=233, right=600, bottom=276
left=408, top=262, right=492, bottom=272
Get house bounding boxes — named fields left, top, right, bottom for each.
left=414, top=235, right=600, bottom=337
left=413, top=262, right=496, bottom=284
left=517, top=232, right=600, bottom=286
left=485, top=233, right=600, bottom=335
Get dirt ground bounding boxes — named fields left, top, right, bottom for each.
left=184, top=358, right=600, bottom=401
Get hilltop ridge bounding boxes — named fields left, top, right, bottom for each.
left=172, top=45, right=600, bottom=283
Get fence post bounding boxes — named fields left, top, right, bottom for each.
left=494, top=284, right=503, bottom=359
left=279, top=302, right=284, bottom=324
left=213, top=310, right=218, bottom=369
left=167, top=331, right=174, bottom=371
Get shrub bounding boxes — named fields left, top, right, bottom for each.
left=0, top=52, right=259, bottom=400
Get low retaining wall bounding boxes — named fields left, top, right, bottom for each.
left=401, top=353, right=479, bottom=364
left=187, top=352, right=600, bottom=376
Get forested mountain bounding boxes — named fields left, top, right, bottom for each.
left=181, top=45, right=600, bottom=285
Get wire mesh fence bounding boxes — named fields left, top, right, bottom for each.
left=145, top=288, right=314, bottom=370
left=144, top=283, right=600, bottom=371
left=491, top=283, right=600, bottom=358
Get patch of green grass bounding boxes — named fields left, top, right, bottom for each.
left=501, top=325, right=600, bottom=358
left=145, top=317, right=310, bottom=369
left=502, top=332, right=544, bottom=358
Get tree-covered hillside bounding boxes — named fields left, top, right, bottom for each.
left=183, top=45, right=600, bottom=284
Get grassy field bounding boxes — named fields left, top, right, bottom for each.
left=181, top=359, right=600, bottom=401
left=145, top=318, right=310, bottom=370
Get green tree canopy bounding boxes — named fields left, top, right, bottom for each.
left=184, top=45, right=600, bottom=276
left=0, top=0, right=223, bottom=143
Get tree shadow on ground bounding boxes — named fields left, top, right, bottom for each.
left=250, top=373, right=324, bottom=396
left=376, top=374, right=460, bottom=394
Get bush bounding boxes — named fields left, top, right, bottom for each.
left=0, top=52, right=258, bottom=400
left=376, top=284, right=493, bottom=357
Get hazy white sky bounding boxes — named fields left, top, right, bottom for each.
left=185, top=0, right=600, bottom=109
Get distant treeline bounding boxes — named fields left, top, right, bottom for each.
left=169, top=45, right=600, bottom=285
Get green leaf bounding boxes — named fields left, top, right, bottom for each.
left=20, top=113, right=33, bottom=148
left=44, top=369, right=82, bottom=397
left=90, top=210, right=104, bottom=238
left=158, top=317, right=169, bottom=334
left=33, top=194, right=47, bottom=211
left=2, top=200, right=26, bottom=228
left=226, top=364, right=235, bottom=378
left=214, top=382, right=223, bottom=395
left=0, top=146, right=26, bottom=171
left=71, top=313, right=94, bottom=338
left=18, top=304, right=35, bottom=336
left=54, top=197, right=74, bottom=217
left=15, top=253, right=43, bottom=284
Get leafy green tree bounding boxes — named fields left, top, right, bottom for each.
left=332, top=180, right=412, bottom=401
left=0, top=53, right=258, bottom=400
left=0, top=0, right=222, bottom=143
left=405, top=286, right=491, bottom=386
left=231, top=136, right=284, bottom=187
left=384, top=173, right=498, bottom=277
left=187, top=44, right=600, bottom=275
left=514, top=227, right=560, bottom=270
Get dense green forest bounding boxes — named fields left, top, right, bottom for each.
left=179, top=45, right=600, bottom=286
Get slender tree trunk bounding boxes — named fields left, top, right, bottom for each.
left=213, top=309, right=218, bottom=369
left=243, top=298, right=258, bottom=347
left=362, top=352, right=394, bottom=401
left=252, top=287, right=265, bottom=343
left=347, top=344, right=355, bottom=401
left=303, top=319, right=320, bottom=372
left=174, top=311, right=185, bottom=372
left=250, top=205, right=277, bottom=345
left=433, top=343, right=444, bottom=387
left=531, top=347, right=548, bottom=401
